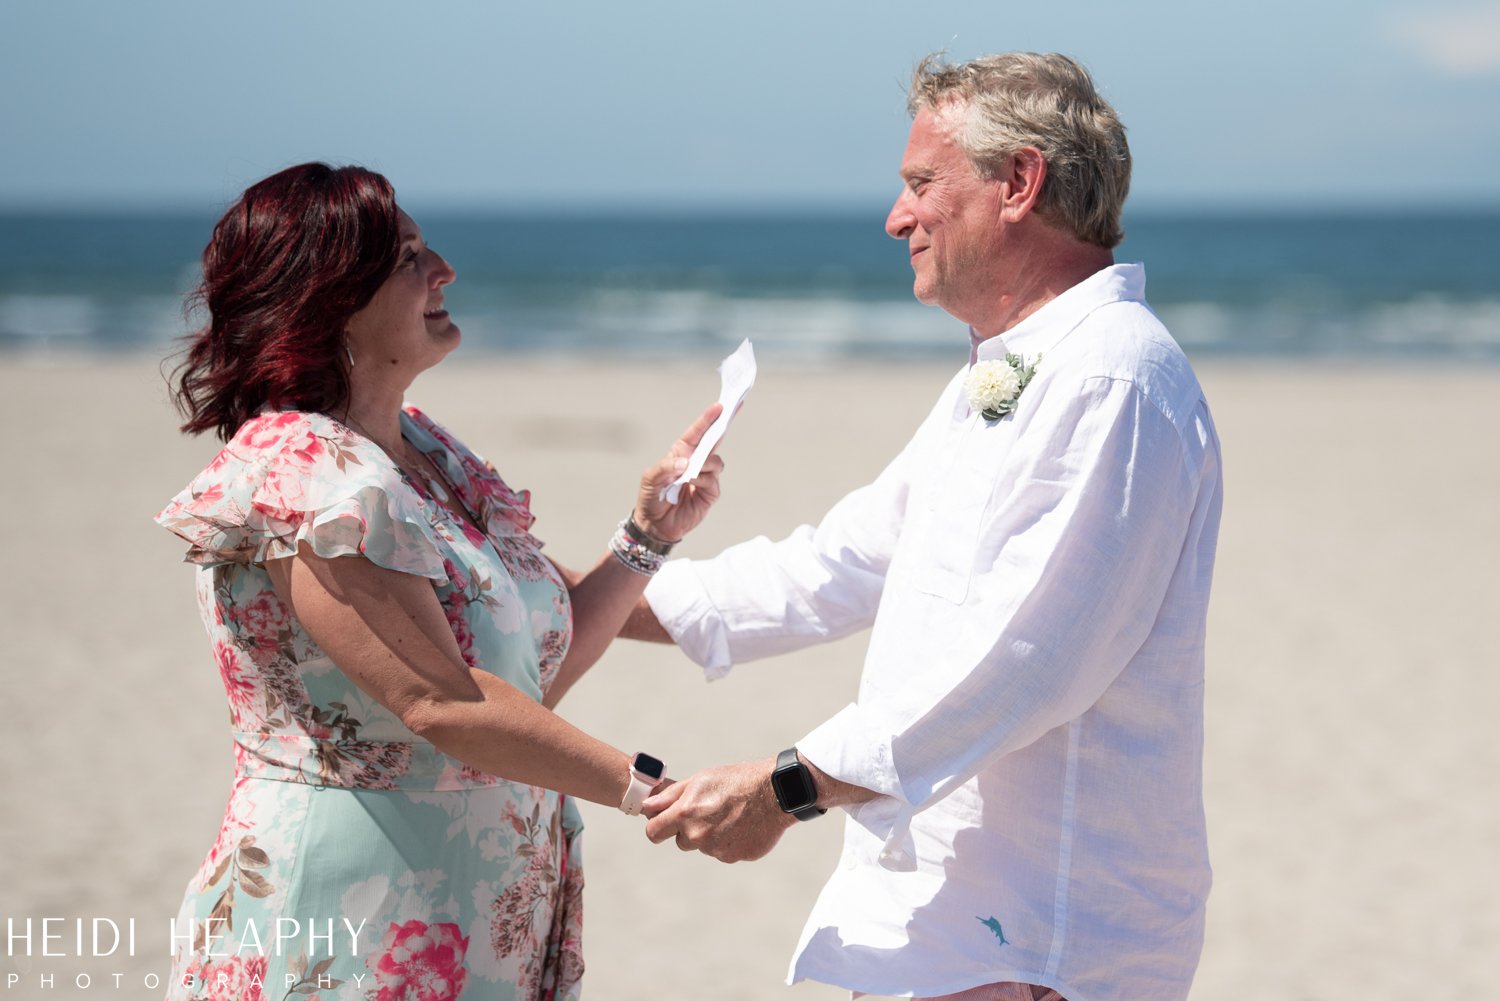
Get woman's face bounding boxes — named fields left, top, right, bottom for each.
left=345, top=208, right=459, bottom=381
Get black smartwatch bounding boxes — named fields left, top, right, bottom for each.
left=771, top=747, right=827, bottom=821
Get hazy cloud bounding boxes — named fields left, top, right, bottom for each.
left=1386, top=3, right=1500, bottom=75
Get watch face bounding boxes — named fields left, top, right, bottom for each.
left=772, top=764, right=818, bottom=811
left=632, top=752, right=665, bottom=781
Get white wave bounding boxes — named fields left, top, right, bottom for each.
left=1367, top=297, right=1500, bottom=348
left=562, top=291, right=962, bottom=357
left=0, top=295, right=100, bottom=339
left=1152, top=303, right=1237, bottom=345
left=126, top=294, right=194, bottom=342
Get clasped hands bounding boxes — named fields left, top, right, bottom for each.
left=641, top=758, right=800, bottom=863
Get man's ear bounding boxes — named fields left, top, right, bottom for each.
left=999, top=147, right=1047, bottom=222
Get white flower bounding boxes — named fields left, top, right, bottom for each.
left=964, top=353, right=1040, bottom=420
left=965, top=361, right=1022, bottom=413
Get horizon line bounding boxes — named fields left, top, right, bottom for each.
left=3, top=198, right=1500, bottom=219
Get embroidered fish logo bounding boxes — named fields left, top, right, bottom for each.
left=977, top=915, right=1008, bottom=946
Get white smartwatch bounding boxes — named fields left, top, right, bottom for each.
left=619, top=752, right=666, bottom=816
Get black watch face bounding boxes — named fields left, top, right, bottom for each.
left=772, top=764, right=818, bottom=811
left=633, top=752, right=665, bottom=781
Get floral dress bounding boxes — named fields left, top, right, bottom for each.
left=155, top=406, right=584, bottom=1001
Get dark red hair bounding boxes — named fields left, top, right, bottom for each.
left=171, top=163, right=402, bottom=440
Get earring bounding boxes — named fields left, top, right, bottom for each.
left=345, top=342, right=355, bottom=368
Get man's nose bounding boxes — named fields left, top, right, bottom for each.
left=885, top=189, right=916, bottom=240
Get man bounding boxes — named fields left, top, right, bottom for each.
left=627, top=52, right=1222, bottom=1001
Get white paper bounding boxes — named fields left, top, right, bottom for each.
left=663, top=338, right=756, bottom=504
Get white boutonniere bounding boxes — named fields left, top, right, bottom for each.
left=965, top=353, right=1040, bottom=420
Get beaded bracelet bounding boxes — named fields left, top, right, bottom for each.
left=609, top=515, right=676, bottom=576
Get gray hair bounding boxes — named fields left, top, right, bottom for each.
left=908, top=52, right=1131, bottom=249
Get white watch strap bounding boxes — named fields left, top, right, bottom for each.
left=619, top=770, right=655, bottom=816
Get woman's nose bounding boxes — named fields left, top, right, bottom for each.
left=431, top=252, right=456, bottom=287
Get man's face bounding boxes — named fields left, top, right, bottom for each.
left=885, top=106, right=1008, bottom=327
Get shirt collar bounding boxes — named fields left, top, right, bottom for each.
left=971, top=262, right=1147, bottom=364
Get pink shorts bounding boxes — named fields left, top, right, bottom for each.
left=854, top=985, right=1066, bottom=1001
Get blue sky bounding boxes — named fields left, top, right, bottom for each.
left=2, top=0, right=1498, bottom=212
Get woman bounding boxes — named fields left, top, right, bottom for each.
left=155, top=162, right=722, bottom=1000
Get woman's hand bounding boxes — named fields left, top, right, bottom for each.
left=548, top=403, right=728, bottom=706
left=633, top=403, right=726, bottom=543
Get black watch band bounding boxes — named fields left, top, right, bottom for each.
left=771, top=747, right=827, bottom=821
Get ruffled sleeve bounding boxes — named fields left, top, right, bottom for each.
left=155, top=410, right=449, bottom=582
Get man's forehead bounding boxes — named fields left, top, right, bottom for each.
left=900, top=105, right=966, bottom=175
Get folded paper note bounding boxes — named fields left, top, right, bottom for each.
left=663, top=338, right=756, bottom=504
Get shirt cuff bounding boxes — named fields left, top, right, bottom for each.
left=797, top=705, right=917, bottom=871
left=643, top=560, right=734, bottom=681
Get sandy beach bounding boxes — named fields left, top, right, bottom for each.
left=1, top=352, right=1496, bottom=1000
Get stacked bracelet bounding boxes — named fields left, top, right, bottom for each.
left=609, top=514, right=676, bottom=576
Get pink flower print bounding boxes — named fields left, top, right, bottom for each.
left=371, top=920, right=470, bottom=1001
left=181, top=951, right=207, bottom=989
left=229, top=593, right=288, bottom=654
left=494, top=538, right=550, bottom=583
left=195, top=776, right=255, bottom=889
left=552, top=851, right=585, bottom=997
left=479, top=478, right=536, bottom=535
left=536, top=630, right=568, bottom=693
left=199, top=954, right=268, bottom=1000
left=489, top=870, right=547, bottom=960
left=436, top=760, right=500, bottom=789
left=456, top=763, right=499, bottom=785
left=288, top=435, right=323, bottom=466
left=258, top=655, right=309, bottom=720
left=442, top=598, right=477, bottom=669
left=459, top=519, right=489, bottom=549
left=213, top=640, right=258, bottom=715
left=194, top=482, right=225, bottom=506
left=175, top=938, right=270, bottom=998
left=259, top=454, right=320, bottom=512
left=486, top=823, right=558, bottom=975
left=408, top=408, right=459, bottom=452
left=502, top=485, right=535, bottom=531
left=204, top=448, right=235, bottom=475
left=403, top=406, right=535, bottom=534
left=239, top=411, right=301, bottom=450
left=441, top=558, right=470, bottom=593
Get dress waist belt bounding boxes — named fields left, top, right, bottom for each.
left=232, top=730, right=519, bottom=792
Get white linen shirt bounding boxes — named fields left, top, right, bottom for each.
left=646, top=264, right=1223, bottom=1001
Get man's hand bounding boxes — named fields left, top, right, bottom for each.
left=642, top=759, right=797, bottom=863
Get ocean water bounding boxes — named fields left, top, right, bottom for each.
left=1, top=210, right=1496, bottom=362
